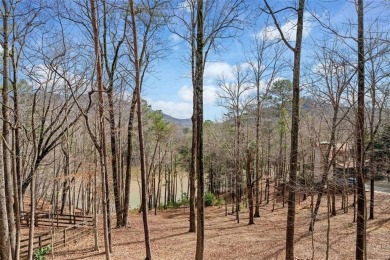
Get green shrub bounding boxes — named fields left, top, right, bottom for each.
left=34, top=245, right=51, bottom=260
left=214, top=197, right=225, bottom=206
left=205, top=192, right=216, bottom=207
left=166, top=201, right=181, bottom=209
left=130, top=206, right=140, bottom=213
left=179, top=192, right=189, bottom=206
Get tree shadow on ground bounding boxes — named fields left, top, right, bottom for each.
left=261, top=230, right=312, bottom=259
left=367, top=217, right=390, bottom=234
left=115, top=231, right=190, bottom=247
left=54, top=248, right=103, bottom=260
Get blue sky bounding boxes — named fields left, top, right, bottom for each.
left=142, top=0, right=385, bottom=120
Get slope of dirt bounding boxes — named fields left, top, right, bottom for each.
left=53, top=192, right=390, bottom=260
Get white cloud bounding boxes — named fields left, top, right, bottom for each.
left=178, top=85, right=217, bottom=105
left=178, top=85, right=192, bottom=102
left=170, top=33, right=182, bottom=43
left=257, top=12, right=314, bottom=42
left=26, top=64, right=88, bottom=94
left=204, top=85, right=218, bottom=104
left=203, top=61, right=252, bottom=84
left=148, top=99, right=193, bottom=119
left=148, top=61, right=255, bottom=119
left=204, top=61, right=234, bottom=81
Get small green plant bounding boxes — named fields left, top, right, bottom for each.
left=166, top=201, right=181, bottom=209
left=214, top=197, right=225, bottom=206
left=205, top=192, right=216, bottom=207
left=130, top=206, right=141, bottom=213
left=34, top=245, right=51, bottom=260
left=179, top=192, right=189, bottom=206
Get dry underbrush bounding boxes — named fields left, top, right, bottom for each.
left=50, top=192, right=390, bottom=260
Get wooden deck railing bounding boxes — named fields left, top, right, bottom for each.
left=19, top=213, right=94, bottom=259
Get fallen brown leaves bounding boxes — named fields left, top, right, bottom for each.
left=52, top=192, right=390, bottom=260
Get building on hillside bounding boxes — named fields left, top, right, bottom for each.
left=299, top=142, right=359, bottom=186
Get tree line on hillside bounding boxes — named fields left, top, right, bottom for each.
left=0, top=0, right=390, bottom=260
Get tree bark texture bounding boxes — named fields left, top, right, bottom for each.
left=122, top=93, right=137, bottom=227
left=254, top=79, right=261, bottom=218
left=89, top=0, right=111, bottom=258
left=2, top=3, right=16, bottom=257
left=0, top=2, right=11, bottom=258
left=189, top=114, right=196, bottom=232
left=129, top=0, right=152, bottom=258
left=246, top=149, right=254, bottom=225
left=356, top=0, right=366, bottom=258
left=285, top=5, right=304, bottom=260
left=195, top=0, right=205, bottom=259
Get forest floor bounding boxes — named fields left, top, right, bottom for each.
left=47, top=191, right=390, bottom=260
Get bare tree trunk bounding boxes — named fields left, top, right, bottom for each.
left=264, top=0, right=305, bottom=258
left=231, top=175, right=235, bottom=214
left=27, top=94, right=39, bottom=260
left=0, top=147, right=10, bottom=260
left=89, top=0, right=111, bottom=258
left=310, top=139, right=338, bottom=231
left=11, top=132, right=21, bottom=260
left=60, top=146, right=69, bottom=214
left=331, top=191, right=336, bottom=216
left=246, top=149, right=254, bottom=225
left=195, top=1, right=205, bottom=258
left=266, top=135, right=271, bottom=205
left=368, top=61, right=376, bottom=222
left=326, top=181, right=331, bottom=260
left=11, top=36, right=22, bottom=259
left=356, top=0, right=366, bottom=258
left=155, top=151, right=163, bottom=215
left=285, top=2, right=304, bottom=256
left=254, top=82, right=261, bottom=218
left=129, top=0, right=152, bottom=258
left=235, top=117, right=241, bottom=223
left=2, top=3, right=16, bottom=257
left=102, top=0, right=127, bottom=225
left=93, top=151, right=99, bottom=251
left=27, top=165, right=36, bottom=260
left=11, top=120, right=20, bottom=259
left=122, top=93, right=137, bottom=227
left=224, top=176, right=228, bottom=216
left=369, top=178, right=374, bottom=219
left=104, top=158, right=112, bottom=253
left=189, top=117, right=196, bottom=231
left=108, top=89, right=122, bottom=227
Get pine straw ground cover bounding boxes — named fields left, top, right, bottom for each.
left=54, top=192, right=390, bottom=260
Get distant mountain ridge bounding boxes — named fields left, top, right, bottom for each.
left=163, top=114, right=192, bottom=128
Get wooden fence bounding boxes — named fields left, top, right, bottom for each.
left=20, top=212, right=93, bottom=227
left=19, top=213, right=94, bottom=259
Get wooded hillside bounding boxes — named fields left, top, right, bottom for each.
left=0, top=1, right=389, bottom=260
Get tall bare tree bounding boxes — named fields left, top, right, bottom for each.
left=364, top=27, right=390, bottom=220
left=120, top=0, right=169, bottom=227
left=90, top=0, right=111, bottom=258
left=172, top=0, right=246, bottom=241
left=307, top=41, right=355, bottom=231
left=1, top=2, right=16, bottom=258
left=217, top=64, right=254, bottom=224
left=100, top=0, right=128, bottom=227
left=194, top=1, right=204, bottom=258
left=355, top=0, right=365, bottom=258
left=246, top=32, right=283, bottom=218
left=263, top=1, right=305, bottom=259
left=129, top=0, right=152, bottom=258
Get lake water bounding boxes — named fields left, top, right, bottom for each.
left=129, top=171, right=189, bottom=209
